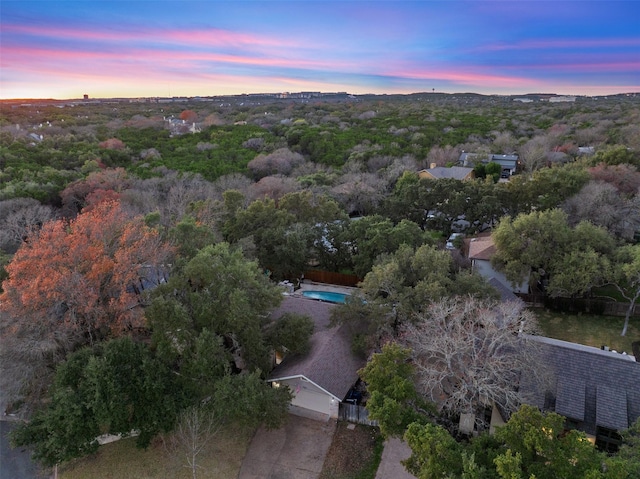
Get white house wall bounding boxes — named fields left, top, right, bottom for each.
left=279, top=377, right=339, bottom=418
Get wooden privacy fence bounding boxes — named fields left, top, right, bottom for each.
left=304, top=269, right=361, bottom=287
left=517, top=293, right=639, bottom=317
left=339, top=403, right=379, bottom=427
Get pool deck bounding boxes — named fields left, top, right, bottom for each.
left=295, top=280, right=359, bottom=296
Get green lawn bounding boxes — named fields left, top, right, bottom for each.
left=533, top=308, right=640, bottom=354
left=58, top=424, right=254, bottom=479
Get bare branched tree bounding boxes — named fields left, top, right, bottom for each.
left=212, top=173, right=254, bottom=200
left=562, top=180, right=640, bottom=241
left=247, top=147, right=305, bottom=179
left=165, top=405, right=224, bottom=479
left=519, top=135, right=550, bottom=173
left=248, top=175, right=300, bottom=201
left=0, top=198, right=56, bottom=253
left=0, top=310, right=61, bottom=417
left=491, top=131, right=517, bottom=154
left=400, top=297, right=546, bottom=428
left=330, top=172, right=386, bottom=216
left=426, top=145, right=460, bottom=167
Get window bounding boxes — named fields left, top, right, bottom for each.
left=595, top=426, right=622, bottom=454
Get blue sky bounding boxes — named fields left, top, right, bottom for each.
left=2, top=0, right=639, bottom=99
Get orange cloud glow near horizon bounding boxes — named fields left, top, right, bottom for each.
left=2, top=1, right=638, bottom=100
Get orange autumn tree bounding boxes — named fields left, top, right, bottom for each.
left=0, top=199, right=174, bottom=404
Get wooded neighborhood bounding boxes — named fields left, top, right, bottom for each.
left=1, top=92, right=639, bottom=478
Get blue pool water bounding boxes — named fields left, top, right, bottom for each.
left=302, top=290, right=350, bottom=304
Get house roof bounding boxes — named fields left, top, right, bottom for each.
left=489, top=154, right=519, bottom=162
left=487, top=155, right=519, bottom=170
left=468, top=236, right=496, bottom=261
left=521, top=335, right=640, bottom=434
left=269, top=295, right=334, bottom=330
left=488, top=277, right=522, bottom=303
left=268, top=297, right=365, bottom=401
left=419, top=166, right=474, bottom=180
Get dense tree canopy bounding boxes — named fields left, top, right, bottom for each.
left=9, top=242, right=296, bottom=467
left=0, top=200, right=173, bottom=407
left=10, top=338, right=180, bottom=467
left=146, top=242, right=284, bottom=373
left=358, top=343, right=432, bottom=437
left=492, top=208, right=615, bottom=295
left=404, top=405, right=637, bottom=479
left=2, top=94, right=639, bottom=471
left=337, top=243, right=497, bottom=340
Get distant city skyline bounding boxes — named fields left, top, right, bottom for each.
left=2, top=1, right=639, bottom=100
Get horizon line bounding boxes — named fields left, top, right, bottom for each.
left=3, top=90, right=639, bottom=102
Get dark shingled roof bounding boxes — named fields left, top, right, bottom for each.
left=268, top=296, right=365, bottom=401
left=556, top=375, right=585, bottom=421
left=489, top=277, right=522, bottom=303
left=596, top=386, right=629, bottom=431
left=269, top=295, right=334, bottom=330
left=522, top=335, right=640, bottom=434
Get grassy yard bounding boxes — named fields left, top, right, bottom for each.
left=533, top=308, right=640, bottom=354
left=58, top=424, right=254, bottom=479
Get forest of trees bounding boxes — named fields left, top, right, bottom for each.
left=1, top=92, right=639, bottom=473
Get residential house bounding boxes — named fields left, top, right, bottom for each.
left=487, top=154, right=520, bottom=177
left=459, top=152, right=483, bottom=166
left=267, top=297, right=365, bottom=421
left=519, top=335, right=640, bottom=451
left=458, top=153, right=520, bottom=178
left=418, top=165, right=475, bottom=181
left=467, top=235, right=529, bottom=294
left=578, top=146, right=595, bottom=156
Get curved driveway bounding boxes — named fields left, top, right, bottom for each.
left=0, top=420, right=47, bottom=479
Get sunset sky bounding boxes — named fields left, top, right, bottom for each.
left=2, top=0, right=639, bottom=99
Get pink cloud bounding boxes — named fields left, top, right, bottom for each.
left=2, top=41, right=358, bottom=78
left=3, top=23, right=289, bottom=50
left=163, top=29, right=287, bottom=48
left=386, top=66, right=538, bottom=88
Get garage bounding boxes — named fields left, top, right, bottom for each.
left=268, top=298, right=365, bottom=420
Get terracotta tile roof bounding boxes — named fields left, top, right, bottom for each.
left=468, top=236, right=496, bottom=260
left=420, top=166, right=474, bottom=180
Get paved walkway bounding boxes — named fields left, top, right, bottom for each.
left=238, top=414, right=336, bottom=479
left=0, top=420, right=48, bottom=479
left=375, top=437, right=418, bottom=479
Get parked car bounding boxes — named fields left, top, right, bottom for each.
left=446, top=232, right=464, bottom=250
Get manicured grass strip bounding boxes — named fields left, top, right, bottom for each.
left=59, top=423, right=254, bottom=479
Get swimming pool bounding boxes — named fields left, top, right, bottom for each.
left=301, top=290, right=350, bottom=304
